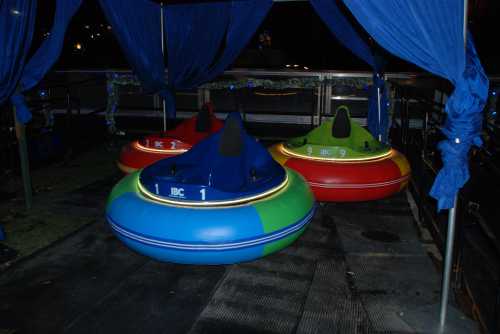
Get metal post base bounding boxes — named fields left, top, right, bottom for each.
left=397, top=303, right=478, bottom=333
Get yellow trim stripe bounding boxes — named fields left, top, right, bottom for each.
left=278, top=143, right=393, bottom=163
left=390, top=151, right=411, bottom=190
left=269, top=144, right=290, bottom=166
left=117, top=161, right=138, bottom=174
left=138, top=173, right=289, bottom=208
left=134, top=141, right=188, bottom=154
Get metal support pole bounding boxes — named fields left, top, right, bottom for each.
left=160, top=3, right=167, bottom=132
left=324, top=74, right=332, bottom=123
left=439, top=1, right=468, bottom=332
left=439, top=195, right=458, bottom=332
left=377, top=85, right=382, bottom=142
left=13, top=106, right=32, bottom=210
left=315, top=75, right=322, bottom=128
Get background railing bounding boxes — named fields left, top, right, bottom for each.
left=30, top=69, right=417, bottom=136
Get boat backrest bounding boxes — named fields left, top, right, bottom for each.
left=218, top=113, right=243, bottom=157
left=331, top=106, right=351, bottom=138
left=196, top=105, right=211, bottom=132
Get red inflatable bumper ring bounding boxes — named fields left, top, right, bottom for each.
left=269, top=106, right=411, bottom=202
left=117, top=102, right=223, bottom=173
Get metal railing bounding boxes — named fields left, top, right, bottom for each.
left=40, top=69, right=419, bottom=137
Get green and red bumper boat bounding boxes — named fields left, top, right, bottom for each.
left=270, top=106, right=410, bottom=202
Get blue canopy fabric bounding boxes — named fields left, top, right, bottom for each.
left=11, top=0, right=82, bottom=124
left=162, top=0, right=273, bottom=118
left=342, top=0, right=489, bottom=210
left=0, top=0, right=37, bottom=120
left=20, top=0, right=82, bottom=91
left=100, top=0, right=273, bottom=118
left=99, top=0, right=272, bottom=119
left=0, top=0, right=36, bottom=240
left=99, top=0, right=165, bottom=94
left=140, top=112, right=285, bottom=202
left=310, top=0, right=389, bottom=141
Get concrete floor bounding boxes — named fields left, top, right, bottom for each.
left=0, top=143, right=478, bottom=334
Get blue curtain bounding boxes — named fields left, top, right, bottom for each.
left=99, top=0, right=272, bottom=119
left=343, top=0, right=489, bottom=210
left=163, top=0, right=273, bottom=118
left=11, top=0, right=82, bottom=124
left=0, top=0, right=36, bottom=240
left=99, top=0, right=165, bottom=94
left=0, top=0, right=37, bottom=111
left=310, top=0, right=389, bottom=141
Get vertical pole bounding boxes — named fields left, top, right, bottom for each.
left=13, top=106, right=32, bottom=210
left=438, top=1, right=468, bottom=332
left=439, top=195, right=458, bottom=332
left=197, top=88, right=204, bottom=110
left=160, top=3, right=167, bottom=132
left=324, top=74, right=332, bottom=124
left=314, top=75, right=321, bottom=128
left=377, top=85, right=382, bottom=141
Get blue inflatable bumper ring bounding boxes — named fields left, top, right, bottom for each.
left=106, top=112, right=316, bottom=264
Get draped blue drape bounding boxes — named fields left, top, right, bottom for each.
left=11, top=0, right=82, bottom=124
left=310, top=0, right=389, bottom=141
left=0, top=0, right=36, bottom=240
left=342, top=0, right=489, bottom=210
left=163, top=0, right=273, bottom=118
left=0, top=0, right=37, bottom=112
left=99, top=0, right=165, bottom=94
left=99, top=0, right=272, bottom=119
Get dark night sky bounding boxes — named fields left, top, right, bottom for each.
left=34, top=0, right=500, bottom=74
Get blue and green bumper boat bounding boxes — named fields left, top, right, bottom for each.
left=106, top=112, right=315, bottom=264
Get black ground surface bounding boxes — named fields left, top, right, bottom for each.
left=0, top=187, right=473, bottom=334
left=0, top=130, right=479, bottom=333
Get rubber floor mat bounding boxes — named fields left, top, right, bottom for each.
left=188, top=211, right=373, bottom=334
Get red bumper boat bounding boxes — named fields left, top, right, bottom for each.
left=117, top=102, right=223, bottom=173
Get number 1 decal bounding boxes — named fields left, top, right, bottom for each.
left=200, top=188, right=206, bottom=200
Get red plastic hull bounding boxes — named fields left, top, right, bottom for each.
left=117, top=141, right=181, bottom=173
left=270, top=144, right=410, bottom=202
left=118, top=113, right=223, bottom=173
